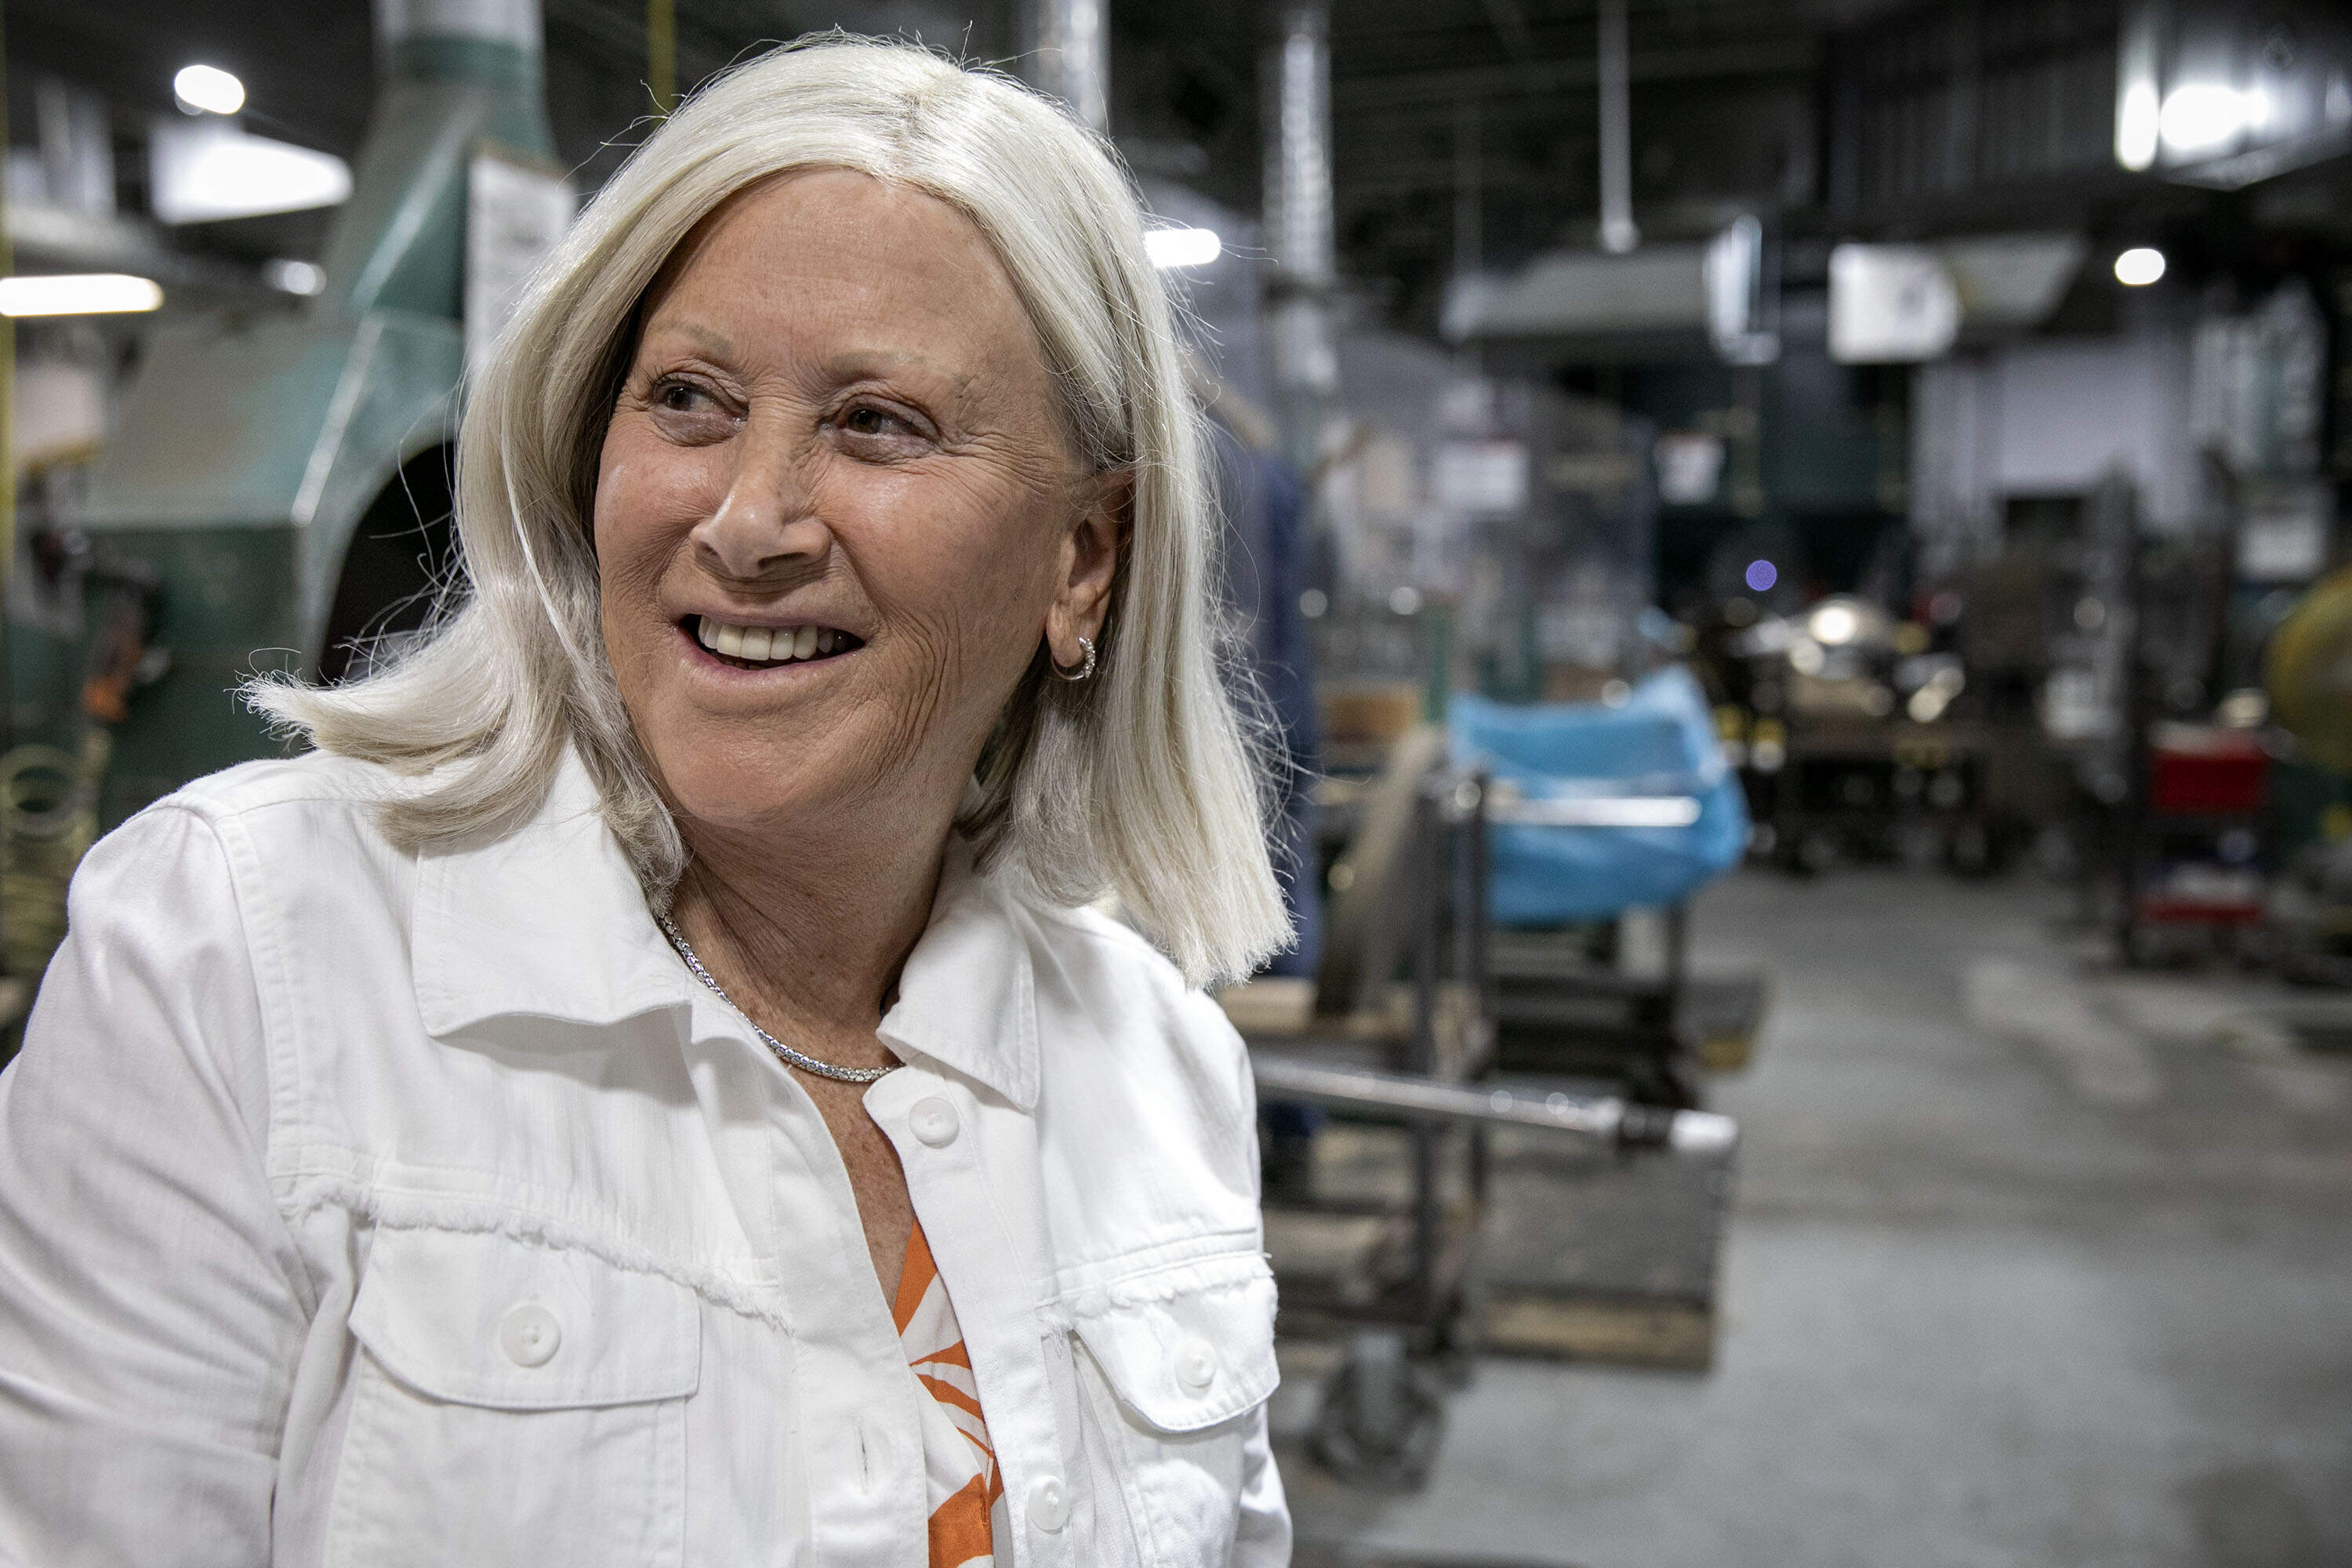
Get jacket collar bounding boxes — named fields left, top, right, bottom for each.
left=411, top=751, right=1040, bottom=1111
left=877, top=838, right=1041, bottom=1111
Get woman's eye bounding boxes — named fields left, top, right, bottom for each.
left=655, top=379, right=707, bottom=412
left=841, top=405, right=916, bottom=439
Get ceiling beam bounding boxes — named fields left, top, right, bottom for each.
left=1333, top=36, right=1815, bottom=113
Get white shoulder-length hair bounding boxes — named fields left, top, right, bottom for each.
left=251, top=35, right=1289, bottom=988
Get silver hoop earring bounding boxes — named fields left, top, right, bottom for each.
left=1053, top=635, right=1098, bottom=683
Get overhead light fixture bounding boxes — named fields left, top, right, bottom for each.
left=2114, top=246, right=2166, bottom=287
left=2116, top=81, right=2161, bottom=171
left=0, top=274, right=165, bottom=317
left=2159, top=83, right=2266, bottom=155
left=1808, top=601, right=1861, bottom=647
left=150, top=120, right=352, bottom=224
left=173, top=64, right=246, bottom=116
left=2113, top=5, right=2160, bottom=172
left=1145, top=227, right=1221, bottom=269
left=263, top=258, right=325, bottom=296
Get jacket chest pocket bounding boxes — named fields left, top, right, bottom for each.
left=1063, top=1254, right=1279, bottom=1566
left=328, top=1226, right=701, bottom=1568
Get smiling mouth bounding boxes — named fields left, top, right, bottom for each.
left=685, top=614, right=866, bottom=669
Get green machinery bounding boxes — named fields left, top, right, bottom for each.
left=15, top=0, right=559, bottom=829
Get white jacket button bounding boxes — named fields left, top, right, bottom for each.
left=1026, top=1474, right=1070, bottom=1533
left=498, top=1302, right=561, bottom=1367
left=909, top=1098, right=960, bottom=1147
left=1174, top=1335, right=1218, bottom=1392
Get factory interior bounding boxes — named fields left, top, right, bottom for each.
left=3, top=0, right=2351, bottom=1563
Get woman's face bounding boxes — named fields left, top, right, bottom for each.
left=594, top=169, right=1117, bottom=848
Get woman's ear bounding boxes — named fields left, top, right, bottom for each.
left=1046, top=468, right=1131, bottom=668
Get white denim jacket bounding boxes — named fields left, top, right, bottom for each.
left=0, top=751, right=1287, bottom=1568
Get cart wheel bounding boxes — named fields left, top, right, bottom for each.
left=1795, top=829, right=1838, bottom=876
left=1624, top=1047, right=1702, bottom=1111
left=1944, top=819, right=1997, bottom=877
left=1428, top=1283, right=1484, bottom=1391
left=1308, top=1331, right=1447, bottom=1490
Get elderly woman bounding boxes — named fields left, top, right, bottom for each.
left=0, top=38, right=1293, bottom=1568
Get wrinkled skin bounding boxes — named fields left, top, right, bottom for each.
left=592, top=169, right=1123, bottom=1298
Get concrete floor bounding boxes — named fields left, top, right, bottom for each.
left=1276, top=867, right=2352, bottom=1568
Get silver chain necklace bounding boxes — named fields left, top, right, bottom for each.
left=656, top=912, right=901, bottom=1085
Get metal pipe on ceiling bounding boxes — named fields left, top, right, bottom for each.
left=1021, top=0, right=1109, bottom=136
left=1263, top=2, right=1337, bottom=474
left=1597, top=0, right=1638, bottom=254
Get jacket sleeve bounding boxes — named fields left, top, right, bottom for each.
left=1232, top=1401, right=1293, bottom=1566
left=1222, top=999, right=1292, bottom=1568
left=0, top=804, right=309, bottom=1567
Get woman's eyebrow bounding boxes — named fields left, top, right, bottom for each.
left=641, top=318, right=739, bottom=361
left=818, top=350, right=983, bottom=410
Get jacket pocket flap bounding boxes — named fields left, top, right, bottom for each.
left=349, top=1227, right=701, bottom=1410
left=1066, top=1253, right=1279, bottom=1434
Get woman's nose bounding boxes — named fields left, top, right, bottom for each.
left=691, top=424, right=829, bottom=580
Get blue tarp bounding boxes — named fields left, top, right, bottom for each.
left=1450, top=668, right=1750, bottom=926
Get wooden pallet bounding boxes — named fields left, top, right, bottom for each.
left=1479, top=1293, right=1715, bottom=1371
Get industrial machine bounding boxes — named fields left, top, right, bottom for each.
left=28, top=0, right=567, bottom=828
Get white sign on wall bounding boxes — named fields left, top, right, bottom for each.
left=1432, top=439, right=1529, bottom=514
left=1829, top=243, right=1961, bottom=365
left=2239, top=484, right=2332, bottom=583
left=466, top=150, right=576, bottom=374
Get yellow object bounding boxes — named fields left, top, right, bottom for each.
left=2264, top=566, right=2352, bottom=773
left=648, top=0, right=677, bottom=114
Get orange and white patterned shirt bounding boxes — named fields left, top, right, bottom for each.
left=894, top=1220, right=1006, bottom=1568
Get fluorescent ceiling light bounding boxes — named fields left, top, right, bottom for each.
left=173, top=64, right=246, bottom=116
left=1145, top=227, right=1221, bottom=268
left=151, top=121, right=352, bottom=224
left=2114, top=247, right=2166, bottom=287
left=2159, top=84, right=2266, bottom=154
left=0, top=274, right=165, bottom=317
left=2115, top=82, right=2160, bottom=171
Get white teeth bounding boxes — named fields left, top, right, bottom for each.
left=695, top=615, right=851, bottom=666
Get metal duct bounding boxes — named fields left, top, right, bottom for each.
left=66, top=0, right=561, bottom=826
left=1021, top=0, right=1109, bottom=135
left=376, top=0, right=543, bottom=49
left=1263, top=4, right=1336, bottom=471
left=1265, top=5, right=1334, bottom=292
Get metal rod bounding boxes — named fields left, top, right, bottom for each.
left=1664, top=899, right=1688, bottom=1036
left=1250, top=1052, right=1739, bottom=1157
left=1486, top=796, right=1701, bottom=828
left=1409, top=788, right=1443, bottom=1309
left=1596, top=0, right=1638, bottom=253
left=1452, top=100, right=1482, bottom=280
left=0, top=0, right=14, bottom=831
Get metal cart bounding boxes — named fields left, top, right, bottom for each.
left=1221, top=729, right=1737, bottom=1486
